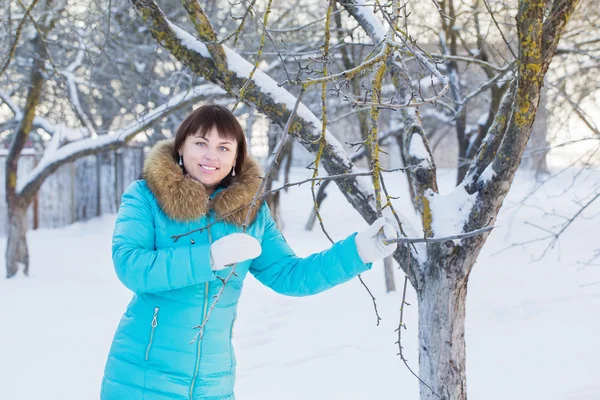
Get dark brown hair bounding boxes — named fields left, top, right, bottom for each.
left=173, top=104, right=247, bottom=188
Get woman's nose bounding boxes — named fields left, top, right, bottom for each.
left=204, top=149, right=218, bottom=160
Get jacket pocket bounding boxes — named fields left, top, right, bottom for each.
left=144, top=307, right=160, bottom=361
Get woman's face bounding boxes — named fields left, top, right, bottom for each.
left=179, top=126, right=238, bottom=194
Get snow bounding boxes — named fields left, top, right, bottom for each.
left=478, top=112, right=490, bottom=126
left=62, top=71, right=96, bottom=137
left=170, top=22, right=212, bottom=59
left=449, top=66, right=461, bottom=96
left=62, top=44, right=96, bottom=137
left=134, top=61, right=146, bottom=73
left=478, top=163, right=497, bottom=185
left=352, top=0, right=387, bottom=40
left=1, top=167, right=600, bottom=400
left=408, top=133, right=432, bottom=166
left=223, top=46, right=324, bottom=134
left=427, top=181, right=478, bottom=240
left=0, top=90, right=23, bottom=120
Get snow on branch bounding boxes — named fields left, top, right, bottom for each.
left=0, top=90, right=23, bottom=120
left=17, top=84, right=220, bottom=197
left=347, top=0, right=387, bottom=39
left=130, top=0, right=401, bottom=228
left=0, top=89, right=79, bottom=139
left=61, top=37, right=97, bottom=138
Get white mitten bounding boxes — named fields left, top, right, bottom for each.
left=354, top=217, right=398, bottom=264
left=210, top=233, right=262, bottom=271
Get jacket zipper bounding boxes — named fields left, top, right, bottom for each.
left=189, top=282, right=209, bottom=399
left=189, top=216, right=212, bottom=399
left=229, top=314, right=236, bottom=369
left=145, top=307, right=159, bottom=361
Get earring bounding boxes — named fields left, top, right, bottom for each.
left=179, top=155, right=183, bottom=167
left=232, top=166, right=236, bottom=177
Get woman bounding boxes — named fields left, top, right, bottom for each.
left=101, top=104, right=397, bottom=399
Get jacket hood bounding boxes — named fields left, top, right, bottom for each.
left=142, top=139, right=264, bottom=225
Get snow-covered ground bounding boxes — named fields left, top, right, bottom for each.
left=1, top=167, right=599, bottom=400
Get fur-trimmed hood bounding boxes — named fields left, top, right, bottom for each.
left=142, top=139, right=264, bottom=225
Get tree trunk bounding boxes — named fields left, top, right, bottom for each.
left=5, top=26, right=46, bottom=279
left=5, top=206, right=30, bottom=278
left=418, top=268, right=467, bottom=400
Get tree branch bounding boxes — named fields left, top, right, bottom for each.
left=179, top=0, right=227, bottom=68
left=461, top=0, right=581, bottom=278
left=18, top=84, right=218, bottom=200
left=337, top=0, right=442, bottom=285
left=129, top=0, right=385, bottom=245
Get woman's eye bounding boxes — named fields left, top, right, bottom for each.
left=219, top=147, right=229, bottom=152
left=196, top=142, right=206, bottom=147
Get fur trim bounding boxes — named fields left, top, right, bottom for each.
left=143, top=139, right=264, bottom=225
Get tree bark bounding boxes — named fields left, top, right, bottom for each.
left=417, top=266, right=467, bottom=400
left=526, top=83, right=550, bottom=177
left=5, top=206, right=29, bottom=278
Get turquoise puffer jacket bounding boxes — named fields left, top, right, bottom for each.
left=100, top=140, right=371, bottom=400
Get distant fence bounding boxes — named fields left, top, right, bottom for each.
left=0, top=146, right=145, bottom=237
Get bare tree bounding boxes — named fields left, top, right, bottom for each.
left=481, top=0, right=600, bottom=266
left=0, top=0, right=227, bottom=277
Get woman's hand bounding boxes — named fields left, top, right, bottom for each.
left=210, top=233, right=262, bottom=271
left=354, top=217, right=398, bottom=264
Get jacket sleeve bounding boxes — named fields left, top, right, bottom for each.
left=249, top=204, right=372, bottom=296
left=112, top=181, right=215, bottom=293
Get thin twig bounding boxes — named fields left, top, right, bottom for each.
left=189, top=88, right=307, bottom=344
left=170, top=168, right=416, bottom=242
left=233, top=0, right=273, bottom=111
left=309, top=0, right=336, bottom=245
left=387, top=225, right=495, bottom=243
left=358, top=274, right=382, bottom=326
left=482, top=0, right=517, bottom=59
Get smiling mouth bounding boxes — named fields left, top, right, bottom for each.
left=200, top=165, right=218, bottom=171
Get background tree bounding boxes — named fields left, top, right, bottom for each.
left=0, top=0, right=234, bottom=277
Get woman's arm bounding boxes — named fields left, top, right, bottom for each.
left=112, top=181, right=215, bottom=293
left=249, top=204, right=372, bottom=296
